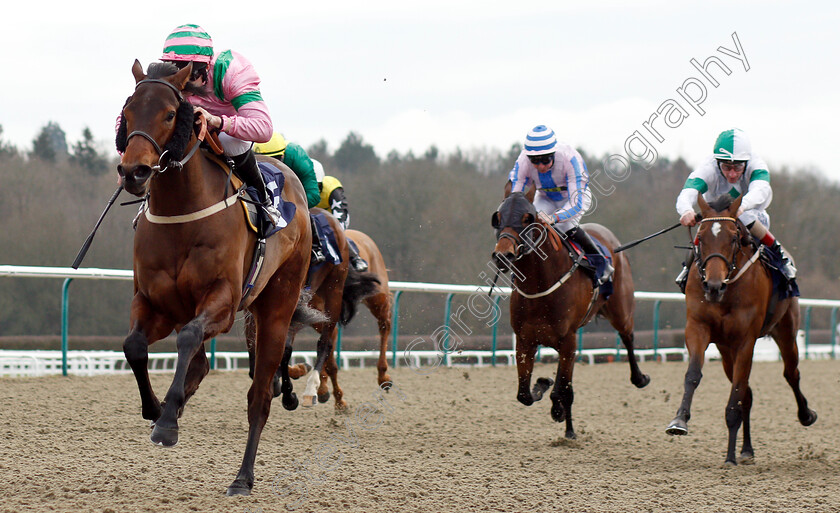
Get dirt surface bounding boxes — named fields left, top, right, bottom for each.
left=1, top=359, right=839, bottom=513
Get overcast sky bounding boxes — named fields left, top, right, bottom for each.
left=2, top=1, right=838, bottom=181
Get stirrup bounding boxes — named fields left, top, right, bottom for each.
left=781, top=260, right=797, bottom=280
left=311, top=248, right=326, bottom=264
left=598, top=263, right=614, bottom=285
left=263, top=204, right=281, bottom=227
left=675, top=266, right=688, bottom=286
left=351, top=256, right=369, bottom=272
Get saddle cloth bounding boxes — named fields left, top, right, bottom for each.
left=241, top=161, right=298, bottom=238
left=758, top=243, right=800, bottom=300
left=568, top=236, right=614, bottom=299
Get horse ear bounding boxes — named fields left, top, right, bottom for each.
left=132, top=59, right=146, bottom=83
left=696, top=193, right=713, bottom=216
left=172, top=63, right=193, bottom=91
left=730, top=195, right=743, bottom=216
left=491, top=211, right=501, bottom=229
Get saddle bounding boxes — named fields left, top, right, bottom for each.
left=553, top=227, right=614, bottom=299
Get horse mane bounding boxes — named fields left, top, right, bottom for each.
left=708, top=194, right=734, bottom=212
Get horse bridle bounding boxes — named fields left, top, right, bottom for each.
left=124, top=78, right=203, bottom=174
left=695, top=216, right=742, bottom=284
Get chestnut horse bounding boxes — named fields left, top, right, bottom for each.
left=246, top=216, right=382, bottom=409
left=492, top=192, right=649, bottom=438
left=666, top=194, right=817, bottom=465
left=314, top=229, right=393, bottom=399
left=117, top=60, right=310, bottom=495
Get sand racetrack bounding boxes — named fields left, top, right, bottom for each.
left=1, top=359, right=839, bottom=513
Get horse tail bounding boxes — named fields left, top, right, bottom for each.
left=291, top=289, right=328, bottom=330
left=340, top=268, right=381, bottom=326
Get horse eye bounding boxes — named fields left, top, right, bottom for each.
left=166, top=111, right=176, bottom=121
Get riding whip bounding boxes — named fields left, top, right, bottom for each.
left=71, top=185, right=123, bottom=269
left=614, top=214, right=703, bottom=253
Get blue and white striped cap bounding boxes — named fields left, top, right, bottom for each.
left=524, top=125, right=557, bottom=156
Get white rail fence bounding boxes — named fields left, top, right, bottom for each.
left=0, top=265, right=838, bottom=377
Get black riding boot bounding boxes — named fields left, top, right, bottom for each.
left=231, top=150, right=281, bottom=234
left=567, top=226, right=614, bottom=285
left=309, top=215, right=326, bottom=265
left=675, top=247, right=695, bottom=294
left=348, top=240, right=369, bottom=272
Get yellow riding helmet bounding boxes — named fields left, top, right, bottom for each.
left=254, top=133, right=287, bottom=158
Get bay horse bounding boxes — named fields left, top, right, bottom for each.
left=246, top=214, right=382, bottom=409
left=666, top=194, right=817, bottom=465
left=117, top=60, right=311, bottom=495
left=491, top=192, right=649, bottom=439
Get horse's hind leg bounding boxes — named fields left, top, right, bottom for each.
left=276, top=332, right=299, bottom=410
left=772, top=308, right=817, bottom=427
left=617, top=331, right=650, bottom=388
left=723, top=345, right=755, bottom=466
left=368, top=295, right=393, bottom=388
left=667, top=321, right=709, bottom=436
left=549, top=335, right=577, bottom=439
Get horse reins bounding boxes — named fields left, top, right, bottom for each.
left=501, top=221, right=583, bottom=299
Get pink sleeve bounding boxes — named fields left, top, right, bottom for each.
left=218, top=51, right=273, bottom=143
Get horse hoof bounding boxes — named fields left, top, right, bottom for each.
left=800, top=409, right=818, bottom=427
left=335, top=399, right=348, bottom=411
left=665, top=420, right=688, bottom=436
left=551, top=405, right=566, bottom=423
left=633, top=374, right=651, bottom=389
left=379, top=376, right=392, bottom=390
left=225, top=481, right=252, bottom=496
left=738, top=452, right=755, bottom=465
left=282, top=393, right=299, bottom=411
left=150, top=424, right=179, bottom=447
left=301, top=395, right=317, bottom=408
left=272, top=381, right=283, bottom=398
left=565, top=430, right=576, bottom=440
left=722, top=460, right=737, bottom=468
left=317, top=391, right=331, bottom=404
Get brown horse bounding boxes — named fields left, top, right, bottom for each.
left=117, top=60, right=311, bottom=495
left=246, top=214, right=381, bottom=409
left=666, top=194, right=817, bottom=465
left=491, top=192, right=649, bottom=438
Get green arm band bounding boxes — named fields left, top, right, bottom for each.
left=683, top=177, right=708, bottom=193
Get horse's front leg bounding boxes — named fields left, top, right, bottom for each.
left=323, top=337, right=347, bottom=410
left=667, top=321, right=710, bottom=436
left=550, top=334, right=577, bottom=439
left=515, top=333, right=550, bottom=406
left=301, top=322, right=334, bottom=407
left=123, top=295, right=175, bottom=423
left=152, top=291, right=234, bottom=447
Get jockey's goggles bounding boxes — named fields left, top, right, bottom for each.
left=528, top=153, right=554, bottom=166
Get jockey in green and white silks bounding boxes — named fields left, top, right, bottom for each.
left=506, top=125, right=613, bottom=285
left=674, top=128, right=796, bottom=290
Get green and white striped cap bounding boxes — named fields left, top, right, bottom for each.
left=161, top=24, right=214, bottom=63
left=713, top=128, right=752, bottom=161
